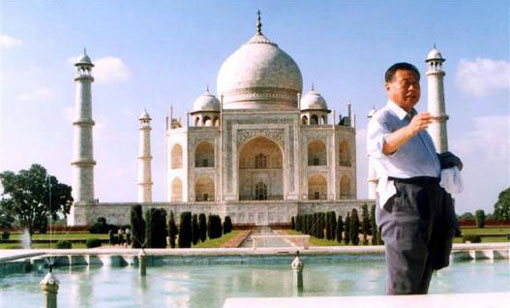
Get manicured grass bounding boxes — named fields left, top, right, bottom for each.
left=0, top=242, right=88, bottom=249
left=459, top=227, right=510, bottom=235
left=191, top=230, right=242, bottom=248
left=10, top=233, right=109, bottom=240
left=284, top=230, right=377, bottom=246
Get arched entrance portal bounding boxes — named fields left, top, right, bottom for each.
left=239, top=136, right=283, bottom=201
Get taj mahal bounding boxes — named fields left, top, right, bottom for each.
left=68, top=13, right=448, bottom=227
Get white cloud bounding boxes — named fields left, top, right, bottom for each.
left=17, top=88, right=54, bottom=102
left=0, top=34, right=22, bottom=48
left=68, top=55, right=130, bottom=84
left=456, top=58, right=510, bottom=97
left=453, top=115, right=509, bottom=161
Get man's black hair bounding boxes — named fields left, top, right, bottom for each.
left=385, top=62, right=420, bottom=82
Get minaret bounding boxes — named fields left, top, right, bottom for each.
left=426, top=45, right=449, bottom=153
left=138, top=110, right=153, bottom=203
left=367, top=106, right=378, bottom=199
left=69, top=49, right=96, bottom=226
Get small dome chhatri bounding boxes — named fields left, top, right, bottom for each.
left=75, top=48, right=94, bottom=67
left=192, top=86, right=220, bottom=112
left=426, top=44, right=444, bottom=61
left=139, top=110, right=151, bottom=121
left=301, top=84, right=328, bottom=111
left=217, top=11, right=303, bottom=110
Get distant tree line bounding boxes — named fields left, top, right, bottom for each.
left=291, top=204, right=382, bottom=246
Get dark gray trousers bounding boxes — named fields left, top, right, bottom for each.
left=376, top=178, right=446, bottom=295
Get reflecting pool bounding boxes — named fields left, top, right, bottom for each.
left=0, top=255, right=508, bottom=308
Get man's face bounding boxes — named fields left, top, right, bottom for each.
left=386, top=69, right=420, bottom=112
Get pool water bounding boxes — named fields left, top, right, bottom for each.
left=0, top=256, right=508, bottom=308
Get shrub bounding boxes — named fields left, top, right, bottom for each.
left=475, top=210, right=486, bottom=228
left=56, top=240, right=72, bottom=249
left=207, top=214, right=222, bottom=239
left=336, top=216, right=343, bottom=243
left=168, top=211, right=178, bottom=248
left=1, top=231, right=10, bottom=240
left=198, top=213, right=206, bottom=242
left=89, top=217, right=118, bottom=234
left=462, top=234, right=481, bottom=243
left=344, top=213, right=351, bottom=245
left=291, top=216, right=295, bottom=230
left=153, top=209, right=168, bottom=248
left=130, top=204, right=145, bottom=248
left=178, top=212, right=193, bottom=248
left=192, top=214, right=199, bottom=245
left=370, top=204, right=378, bottom=245
left=361, top=204, right=370, bottom=245
left=86, top=238, right=102, bottom=248
left=223, top=216, right=233, bottom=234
left=350, top=209, right=360, bottom=246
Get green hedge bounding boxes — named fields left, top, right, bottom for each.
left=86, top=238, right=102, bottom=248
left=462, top=234, right=481, bottom=243
left=56, top=240, right=72, bottom=249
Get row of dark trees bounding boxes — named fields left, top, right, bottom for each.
left=129, top=204, right=233, bottom=248
left=291, top=204, right=382, bottom=245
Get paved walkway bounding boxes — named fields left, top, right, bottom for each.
left=223, top=292, right=510, bottom=308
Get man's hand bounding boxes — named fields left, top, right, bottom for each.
left=438, top=152, right=463, bottom=170
left=382, top=112, right=432, bottom=155
left=407, top=112, right=433, bottom=137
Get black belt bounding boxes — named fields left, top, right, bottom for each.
left=388, top=176, right=440, bottom=185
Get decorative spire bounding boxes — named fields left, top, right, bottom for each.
left=256, top=10, right=262, bottom=35
left=84, top=47, right=87, bottom=55
left=206, top=84, right=210, bottom=92
left=433, top=43, right=436, bottom=49
left=311, top=82, right=315, bottom=91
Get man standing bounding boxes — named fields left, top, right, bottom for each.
left=367, top=62, right=461, bottom=295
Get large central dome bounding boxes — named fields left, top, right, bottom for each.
left=217, top=14, right=303, bottom=110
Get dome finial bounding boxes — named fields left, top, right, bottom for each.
left=256, top=10, right=262, bottom=35
left=83, top=47, right=87, bottom=55
left=206, top=84, right=210, bottom=92
left=311, top=82, right=315, bottom=91
left=433, top=43, right=436, bottom=49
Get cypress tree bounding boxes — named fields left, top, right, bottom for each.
left=336, top=215, right=344, bottom=243
left=344, top=213, right=351, bottom=245
left=325, top=212, right=331, bottom=240
left=350, top=208, right=360, bottom=246
left=329, top=211, right=337, bottom=241
left=178, top=211, right=192, bottom=248
left=198, top=213, right=207, bottom=242
left=154, top=208, right=168, bottom=248
left=317, top=213, right=325, bottom=239
left=192, top=214, right=199, bottom=245
left=223, top=216, right=233, bottom=234
left=370, top=204, right=378, bottom=245
left=144, top=208, right=155, bottom=248
left=130, top=204, right=144, bottom=248
left=295, top=215, right=300, bottom=232
left=168, top=211, right=178, bottom=248
left=291, top=216, right=296, bottom=230
left=361, top=204, right=370, bottom=245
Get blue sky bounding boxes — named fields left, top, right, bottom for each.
left=1, top=0, right=509, bottom=214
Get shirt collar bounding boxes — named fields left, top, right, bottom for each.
left=387, top=100, right=416, bottom=121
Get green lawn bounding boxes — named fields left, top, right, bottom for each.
left=192, top=230, right=242, bottom=248
left=459, top=227, right=510, bottom=235
left=9, top=233, right=109, bottom=240
left=0, top=242, right=88, bottom=249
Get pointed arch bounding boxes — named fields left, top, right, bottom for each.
left=308, top=174, right=327, bottom=200
left=171, top=177, right=182, bottom=202
left=308, top=139, right=327, bottom=166
left=310, top=114, right=319, bottom=124
left=203, top=116, right=212, bottom=126
left=195, top=141, right=214, bottom=167
left=301, top=115, right=308, bottom=125
left=340, top=175, right=351, bottom=199
left=171, top=144, right=183, bottom=169
left=339, top=141, right=351, bottom=166
left=195, top=175, right=215, bottom=201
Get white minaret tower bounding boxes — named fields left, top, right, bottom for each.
left=69, top=49, right=96, bottom=226
left=367, top=106, right=378, bottom=199
left=426, top=45, right=449, bottom=153
left=138, top=110, right=153, bottom=203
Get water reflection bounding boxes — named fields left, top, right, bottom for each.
left=0, top=258, right=508, bottom=308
